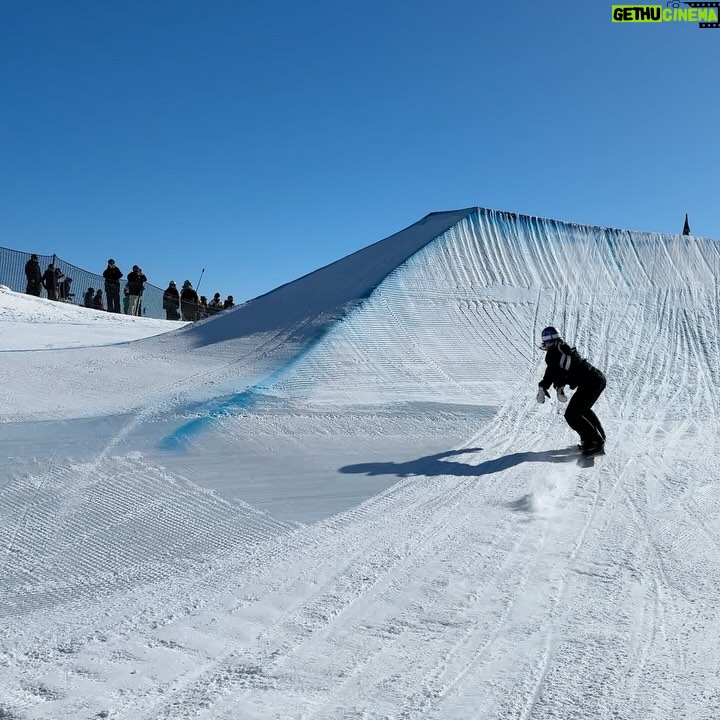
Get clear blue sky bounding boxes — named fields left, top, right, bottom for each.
left=1, top=0, right=718, bottom=300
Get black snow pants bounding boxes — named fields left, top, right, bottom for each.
left=564, top=369, right=606, bottom=445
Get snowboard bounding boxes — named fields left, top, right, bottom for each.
left=577, top=443, right=605, bottom=458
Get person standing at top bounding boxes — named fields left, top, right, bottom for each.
left=207, top=292, right=223, bottom=314
left=223, top=295, right=235, bottom=310
left=103, top=259, right=123, bottom=313
left=24, top=254, right=42, bottom=296
left=162, top=280, right=180, bottom=320
left=180, top=280, right=199, bottom=321
left=126, top=264, right=147, bottom=316
left=83, top=287, right=94, bottom=308
left=537, top=326, right=607, bottom=456
left=42, top=263, right=58, bottom=301
left=55, top=268, right=71, bottom=301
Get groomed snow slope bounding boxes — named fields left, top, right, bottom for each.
left=2, top=208, right=720, bottom=719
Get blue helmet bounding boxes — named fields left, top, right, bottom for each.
left=541, top=326, right=561, bottom=348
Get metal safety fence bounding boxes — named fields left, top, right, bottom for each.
left=0, top=246, right=167, bottom=319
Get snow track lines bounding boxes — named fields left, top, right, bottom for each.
left=0, top=455, right=293, bottom=617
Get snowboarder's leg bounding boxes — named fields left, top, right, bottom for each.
left=565, top=395, right=599, bottom=445
left=584, top=407, right=605, bottom=441
left=565, top=374, right=606, bottom=446
left=586, top=371, right=607, bottom=442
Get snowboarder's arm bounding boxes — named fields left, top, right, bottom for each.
left=538, top=364, right=554, bottom=390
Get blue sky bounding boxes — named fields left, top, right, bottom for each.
left=1, top=0, right=718, bottom=301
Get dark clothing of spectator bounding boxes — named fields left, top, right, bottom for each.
left=93, top=289, right=104, bottom=310
left=42, top=266, right=58, bottom=301
left=180, top=283, right=199, bottom=321
left=126, top=267, right=147, bottom=316
left=25, top=256, right=42, bottom=296
left=83, top=288, right=95, bottom=308
left=223, top=295, right=235, bottom=310
left=163, top=283, right=180, bottom=320
left=126, top=268, right=147, bottom=295
left=103, top=260, right=123, bottom=313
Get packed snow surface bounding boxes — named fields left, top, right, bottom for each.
left=2, top=208, right=720, bottom=719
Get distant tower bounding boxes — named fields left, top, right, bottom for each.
left=682, top=213, right=690, bottom=236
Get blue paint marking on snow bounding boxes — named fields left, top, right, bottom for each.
left=159, top=328, right=332, bottom=451
left=159, top=387, right=261, bottom=450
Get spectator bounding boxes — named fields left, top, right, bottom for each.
left=42, top=263, right=58, bottom=301
left=122, top=286, right=130, bottom=314
left=93, top=289, right=104, bottom=310
left=198, top=296, right=208, bottom=319
left=83, top=287, right=94, bottom=308
left=223, top=295, right=235, bottom=310
left=24, top=254, right=42, bottom=296
left=208, top=292, right=223, bottom=314
left=103, top=259, right=123, bottom=313
left=162, top=280, right=180, bottom=320
left=56, top=270, right=72, bottom=301
left=180, top=280, right=199, bottom=321
left=52, top=266, right=68, bottom=301
left=126, top=264, right=147, bottom=316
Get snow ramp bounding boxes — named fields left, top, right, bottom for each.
left=189, top=206, right=720, bottom=416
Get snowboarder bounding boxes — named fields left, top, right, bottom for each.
left=536, top=326, right=606, bottom=456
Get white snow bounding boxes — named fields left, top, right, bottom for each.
left=2, top=208, right=720, bottom=719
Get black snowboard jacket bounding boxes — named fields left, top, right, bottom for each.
left=538, top=340, right=601, bottom=391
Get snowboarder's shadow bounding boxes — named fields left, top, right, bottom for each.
left=339, top=446, right=579, bottom=479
